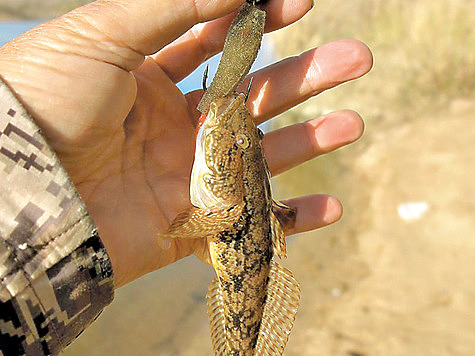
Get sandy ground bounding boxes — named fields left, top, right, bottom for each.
left=63, top=99, right=475, bottom=355
left=280, top=99, right=475, bottom=356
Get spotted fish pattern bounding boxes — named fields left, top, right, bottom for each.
left=205, top=96, right=274, bottom=353
left=159, top=3, right=301, bottom=354
left=160, top=94, right=300, bottom=356
left=0, top=80, right=114, bottom=355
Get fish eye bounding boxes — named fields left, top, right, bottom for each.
left=236, top=134, right=250, bottom=149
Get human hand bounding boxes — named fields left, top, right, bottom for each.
left=0, top=0, right=372, bottom=288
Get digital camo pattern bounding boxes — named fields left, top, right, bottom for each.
left=0, top=81, right=114, bottom=355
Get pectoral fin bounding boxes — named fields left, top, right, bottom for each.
left=271, top=200, right=296, bottom=259
left=206, top=279, right=226, bottom=356
left=272, top=200, right=297, bottom=232
left=255, top=260, right=301, bottom=356
left=158, top=204, right=243, bottom=240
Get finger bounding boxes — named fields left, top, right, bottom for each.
left=185, top=194, right=342, bottom=266
left=263, top=110, right=364, bottom=176
left=58, top=0, right=247, bottom=71
left=241, top=39, right=373, bottom=124
left=154, top=0, right=314, bottom=83
left=184, top=39, right=373, bottom=123
left=283, top=194, right=343, bottom=235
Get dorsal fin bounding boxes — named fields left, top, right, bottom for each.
left=255, top=260, right=300, bottom=355
left=206, top=279, right=227, bottom=355
left=270, top=200, right=296, bottom=259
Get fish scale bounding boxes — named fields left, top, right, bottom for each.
left=211, top=195, right=272, bottom=353
left=160, top=94, right=300, bottom=355
left=158, top=3, right=300, bottom=355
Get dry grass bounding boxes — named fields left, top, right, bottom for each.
left=270, top=0, right=474, bottom=125
left=268, top=0, right=474, bottom=206
left=266, top=3, right=475, bottom=354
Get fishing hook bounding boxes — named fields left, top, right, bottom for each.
left=202, top=64, right=209, bottom=91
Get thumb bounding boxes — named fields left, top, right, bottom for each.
left=57, top=0, right=246, bottom=71
left=0, top=0, right=245, bottom=147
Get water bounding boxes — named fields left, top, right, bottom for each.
left=0, top=20, right=43, bottom=46
left=0, top=20, right=275, bottom=95
left=177, top=38, right=274, bottom=95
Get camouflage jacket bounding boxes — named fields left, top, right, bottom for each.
left=0, top=80, right=114, bottom=355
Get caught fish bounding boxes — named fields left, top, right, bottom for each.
left=159, top=3, right=301, bottom=355
left=160, top=92, right=300, bottom=355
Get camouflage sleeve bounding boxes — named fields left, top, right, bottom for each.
left=0, top=80, right=114, bottom=355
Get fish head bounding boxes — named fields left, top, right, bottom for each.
left=191, top=93, right=264, bottom=211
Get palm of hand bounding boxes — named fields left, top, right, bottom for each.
left=1, top=43, right=209, bottom=287
left=70, top=59, right=210, bottom=287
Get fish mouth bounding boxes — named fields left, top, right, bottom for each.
left=190, top=114, right=216, bottom=210
left=190, top=94, right=247, bottom=210
left=190, top=110, right=225, bottom=210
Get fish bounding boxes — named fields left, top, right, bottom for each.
left=160, top=92, right=300, bottom=355
left=158, top=3, right=301, bottom=355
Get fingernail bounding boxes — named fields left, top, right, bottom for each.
left=325, top=196, right=343, bottom=224
left=313, top=111, right=364, bottom=150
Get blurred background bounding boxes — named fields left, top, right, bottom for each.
left=1, top=0, right=474, bottom=355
